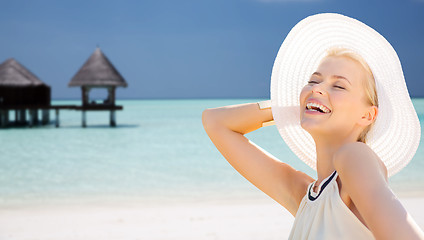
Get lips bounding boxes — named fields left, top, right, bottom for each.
left=304, top=99, right=332, bottom=114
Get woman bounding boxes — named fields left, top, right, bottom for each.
left=202, top=13, right=424, bottom=239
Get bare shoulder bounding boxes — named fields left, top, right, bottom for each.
left=333, top=142, right=388, bottom=182
left=333, top=143, right=424, bottom=239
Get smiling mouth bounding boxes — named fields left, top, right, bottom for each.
left=305, top=102, right=331, bottom=114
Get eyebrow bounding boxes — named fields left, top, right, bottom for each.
left=311, top=72, right=352, bottom=85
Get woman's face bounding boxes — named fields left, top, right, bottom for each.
left=299, top=56, right=374, bottom=140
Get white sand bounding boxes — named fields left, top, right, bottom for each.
left=0, top=198, right=422, bottom=240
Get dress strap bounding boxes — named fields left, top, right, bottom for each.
left=308, top=171, right=337, bottom=201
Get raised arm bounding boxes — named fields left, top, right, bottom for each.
left=334, top=142, right=424, bottom=240
left=202, top=102, right=313, bottom=216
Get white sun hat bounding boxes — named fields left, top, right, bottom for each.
left=269, top=12, right=420, bottom=177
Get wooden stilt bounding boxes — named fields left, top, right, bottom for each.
left=20, top=109, right=26, bottom=124
left=82, top=110, right=86, bottom=128
left=42, top=109, right=49, bottom=125
left=28, top=109, right=33, bottom=127
left=55, top=109, right=59, bottom=128
left=33, top=109, right=39, bottom=124
left=110, top=110, right=116, bottom=127
left=0, top=110, right=4, bottom=127
left=4, top=110, right=9, bottom=127
left=15, top=109, right=18, bottom=123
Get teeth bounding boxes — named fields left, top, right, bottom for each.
left=306, top=102, right=331, bottom=113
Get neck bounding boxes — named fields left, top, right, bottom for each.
left=312, top=133, right=358, bottom=184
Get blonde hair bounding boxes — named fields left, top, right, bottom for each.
left=324, top=47, right=378, bottom=144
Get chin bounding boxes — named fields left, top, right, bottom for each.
left=300, top=118, right=321, bottom=130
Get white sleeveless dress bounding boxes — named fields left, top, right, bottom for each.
left=288, top=171, right=375, bottom=239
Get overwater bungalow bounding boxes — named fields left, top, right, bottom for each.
left=0, top=58, right=51, bottom=127
left=68, top=47, right=128, bottom=127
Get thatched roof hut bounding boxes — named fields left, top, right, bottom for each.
left=0, top=58, right=50, bottom=106
left=67, top=47, right=127, bottom=127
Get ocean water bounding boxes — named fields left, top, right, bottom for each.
left=0, top=99, right=423, bottom=207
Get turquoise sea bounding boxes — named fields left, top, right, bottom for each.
left=1, top=99, right=424, bottom=207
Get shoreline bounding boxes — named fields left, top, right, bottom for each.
left=1, top=188, right=423, bottom=209
left=0, top=196, right=422, bottom=240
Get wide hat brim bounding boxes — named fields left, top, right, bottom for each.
left=270, top=13, right=421, bottom=177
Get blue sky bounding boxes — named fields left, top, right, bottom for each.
left=0, top=0, right=423, bottom=99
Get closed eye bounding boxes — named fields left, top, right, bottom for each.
left=335, top=85, right=345, bottom=89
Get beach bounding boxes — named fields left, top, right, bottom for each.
left=0, top=196, right=423, bottom=239
left=2, top=0, right=424, bottom=236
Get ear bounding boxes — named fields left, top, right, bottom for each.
left=358, top=105, right=378, bottom=127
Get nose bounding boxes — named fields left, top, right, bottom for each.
left=311, top=83, right=325, bottom=95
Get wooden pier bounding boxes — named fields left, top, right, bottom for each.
left=0, top=104, right=123, bottom=128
